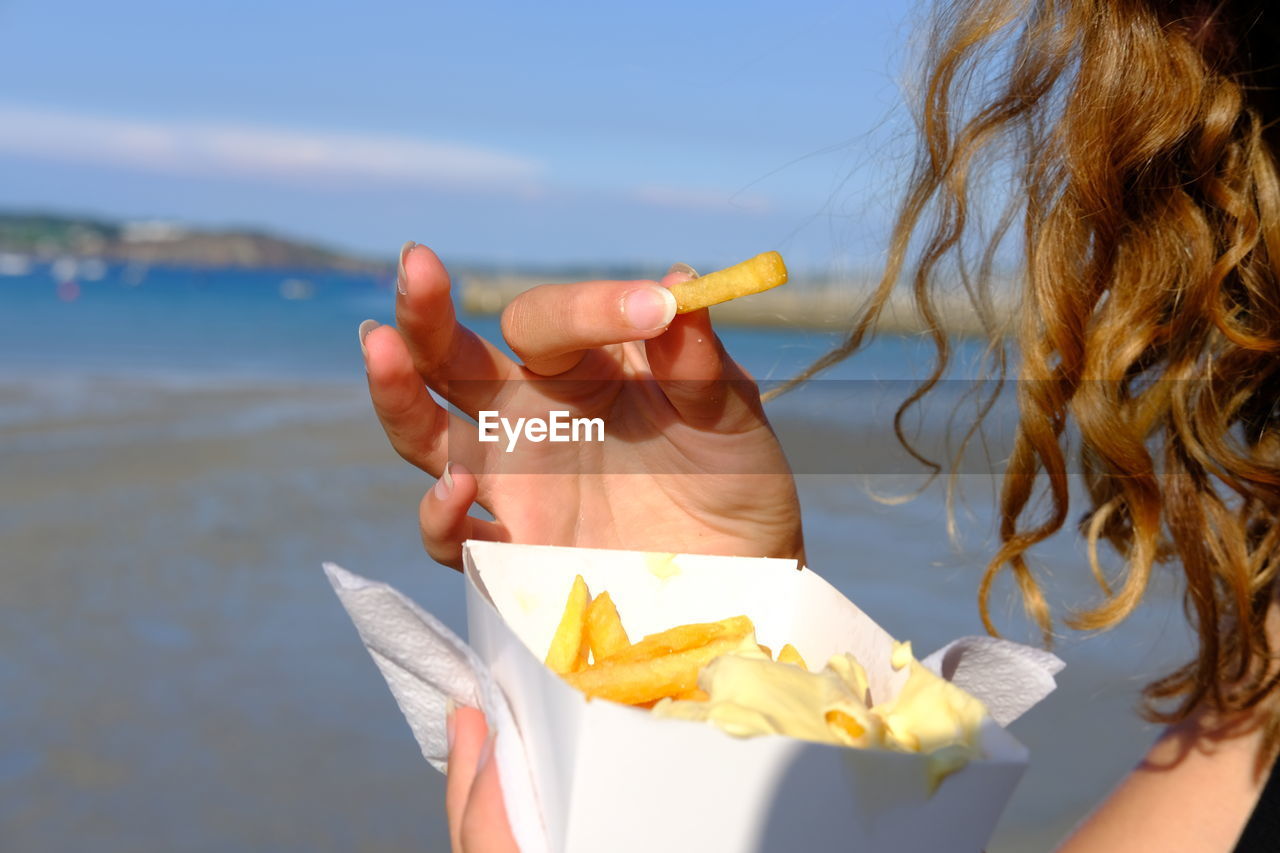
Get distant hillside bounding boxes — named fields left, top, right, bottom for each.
left=0, top=212, right=387, bottom=273
left=0, top=212, right=1018, bottom=332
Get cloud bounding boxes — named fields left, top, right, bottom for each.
left=0, top=103, right=544, bottom=190
left=0, top=103, right=780, bottom=220
left=629, top=184, right=771, bottom=215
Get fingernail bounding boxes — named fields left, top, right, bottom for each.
left=622, top=285, right=677, bottom=331
left=666, top=262, right=698, bottom=279
left=445, top=697, right=457, bottom=752
left=433, top=461, right=454, bottom=501
left=476, top=732, right=496, bottom=774
left=397, top=240, right=417, bottom=296
left=358, top=318, right=378, bottom=358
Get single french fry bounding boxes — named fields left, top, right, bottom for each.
left=826, top=709, right=867, bottom=742
left=544, top=574, right=591, bottom=675
left=757, top=643, right=773, bottom=659
left=564, top=636, right=743, bottom=705
left=668, top=251, right=788, bottom=313
left=777, top=643, right=808, bottom=671
left=597, top=615, right=754, bottom=665
left=585, top=590, right=630, bottom=662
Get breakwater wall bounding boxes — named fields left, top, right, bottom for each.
left=458, top=273, right=1017, bottom=336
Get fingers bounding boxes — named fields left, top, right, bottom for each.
left=362, top=321, right=487, bottom=475
left=445, top=705, right=488, bottom=852
left=395, top=243, right=517, bottom=416
left=446, top=706, right=518, bottom=853
left=459, top=734, right=519, bottom=853
left=420, top=462, right=507, bottom=570
left=500, top=279, right=677, bottom=375
left=645, top=267, right=764, bottom=430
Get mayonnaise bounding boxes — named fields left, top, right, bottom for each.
left=651, top=635, right=988, bottom=790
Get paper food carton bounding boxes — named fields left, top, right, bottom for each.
left=326, top=541, right=1062, bottom=853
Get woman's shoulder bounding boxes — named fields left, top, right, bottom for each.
left=1056, top=708, right=1273, bottom=853
left=1234, top=748, right=1280, bottom=852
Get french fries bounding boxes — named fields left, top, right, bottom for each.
left=544, top=574, right=592, bottom=674
left=584, top=591, right=630, bottom=661
left=669, top=251, right=788, bottom=313
left=545, top=575, right=756, bottom=705
left=540, top=573, right=988, bottom=781
left=564, top=636, right=745, bottom=705
left=599, top=615, right=753, bottom=664
left=777, top=643, right=807, bottom=670
left=825, top=709, right=868, bottom=742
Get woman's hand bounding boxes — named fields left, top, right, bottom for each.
left=361, top=243, right=803, bottom=567
left=446, top=705, right=517, bottom=853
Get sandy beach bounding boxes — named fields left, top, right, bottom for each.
left=2, top=368, right=1196, bottom=852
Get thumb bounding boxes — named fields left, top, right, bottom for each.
left=459, top=732, right=519, bottom=852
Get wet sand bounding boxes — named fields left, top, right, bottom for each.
left=2, top=376, right=1193, bottom=851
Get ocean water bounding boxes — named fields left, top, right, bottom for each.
left=0, top=262, right=963, bottom=380
left=2, top=263, right=1194, bottom=851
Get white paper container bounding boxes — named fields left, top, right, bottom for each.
left=463, top=541, right=1032, bottom=853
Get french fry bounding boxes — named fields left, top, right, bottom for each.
left=668, top=251, right=788, bottom=313
left=777, top=643, right=808, bottom=671
left=598, top=615, right=754, bottom=665
left=585, top=590, right=630, bottom=662
left=563, top=636, right=744, bottom=704
left=545, top=574, right=592, bottom=675
left=826, top=709, right=868, bottom=742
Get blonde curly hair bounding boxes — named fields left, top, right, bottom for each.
left=778, top=0, right=1280, bottom=755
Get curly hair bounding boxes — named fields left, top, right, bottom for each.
left=777, top=0, right=1280, bottom=754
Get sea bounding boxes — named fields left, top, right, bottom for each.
left=1, top=262, right=1196, bottom=852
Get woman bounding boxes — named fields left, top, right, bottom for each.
left=359, top=0, right=1280, bottom=849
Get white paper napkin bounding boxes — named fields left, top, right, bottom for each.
left=324, top=563, right=549, bottom=853
left=921, top=635, right=1065, bottom=728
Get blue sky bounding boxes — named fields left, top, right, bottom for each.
left=0, top=1, right=919, bottom=270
